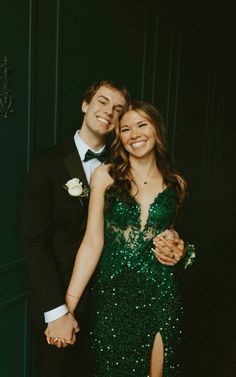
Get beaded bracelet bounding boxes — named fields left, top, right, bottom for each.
left=66, top=292, right=79, bottom=299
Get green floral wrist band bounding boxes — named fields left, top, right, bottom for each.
left=184, top=243, right=196, bottom=269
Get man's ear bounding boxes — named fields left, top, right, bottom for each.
left=82, top=100, right=88, bottom=113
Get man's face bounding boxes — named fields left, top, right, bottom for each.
left=81, top=86, right=127, bottom=139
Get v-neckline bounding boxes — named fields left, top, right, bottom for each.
left=130, top=186, right=170, bottom=232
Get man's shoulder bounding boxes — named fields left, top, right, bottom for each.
left=27, top=137, right=77, bottom=176
left=32, top=137, right=75, bottom=161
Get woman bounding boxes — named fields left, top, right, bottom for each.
left=62, top=101, right=187, bottom=376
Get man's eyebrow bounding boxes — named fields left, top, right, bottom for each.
left=98, top=95, right=124, bottom=108
left=98, top=95, right=109, bottom=101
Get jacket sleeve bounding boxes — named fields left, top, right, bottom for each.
left=22, top=152, right=65, bottom=314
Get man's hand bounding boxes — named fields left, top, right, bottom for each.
left=44, top=312, right=80, bottom=348
left=152, top=229, right=185, bottom=266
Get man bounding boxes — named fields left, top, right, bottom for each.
left=22, top=80, right=184, bottom=377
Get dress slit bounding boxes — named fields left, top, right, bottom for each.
left=150, top=331, right=164, bottom=377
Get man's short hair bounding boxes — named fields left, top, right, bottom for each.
left=82, top=80, right=131, bottom=105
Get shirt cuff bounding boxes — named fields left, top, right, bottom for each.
left=44, top=304, right=68, bottom=323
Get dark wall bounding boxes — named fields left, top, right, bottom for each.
left=179, top=6, right=236, bottom=376
left=0, top=0, right=235, bottom=376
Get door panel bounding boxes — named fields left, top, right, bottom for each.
left=0, top=1, right=33, bottom=375
left=60, top=0, right=149, bottom=139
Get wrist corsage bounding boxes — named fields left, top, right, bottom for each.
left=184, top=243, right=196, bottom=269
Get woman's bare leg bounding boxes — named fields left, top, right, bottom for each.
left=150, top=332, right=164, bottom=377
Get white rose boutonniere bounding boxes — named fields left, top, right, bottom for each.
left=63, top=178, right=89, bottom=206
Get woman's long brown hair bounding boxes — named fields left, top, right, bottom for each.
left=107, top=101, right=187, bottom=207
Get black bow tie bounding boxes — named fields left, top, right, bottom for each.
left=83, top=148, right=108, bottom=163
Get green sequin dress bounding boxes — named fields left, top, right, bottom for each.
left=90, top=187, right=183, bottom=376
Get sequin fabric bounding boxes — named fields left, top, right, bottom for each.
left=90, top=187, right=183, bottom=376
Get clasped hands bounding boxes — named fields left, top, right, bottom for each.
left=152, top=229, right=185, bottom=266
left=44, top=312, right=79, bottom=349
left=45, top=229, right=185, bottom=348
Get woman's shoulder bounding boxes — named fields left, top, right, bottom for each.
left=91, top=164, right=113, bottom=189
left=92, top=163, right=112, bottom=178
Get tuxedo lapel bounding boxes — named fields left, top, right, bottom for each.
left=63, top=138, right=88, bottom=185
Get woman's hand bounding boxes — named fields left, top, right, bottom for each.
left=44, top=312, right=80, bottom=348
left=152, top=229, right=185, bottom=266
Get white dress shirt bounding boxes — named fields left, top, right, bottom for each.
left=44, top=131, right=105, bottom=323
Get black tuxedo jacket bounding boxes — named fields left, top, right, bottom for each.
left=22, top=137, right=91, bottom=322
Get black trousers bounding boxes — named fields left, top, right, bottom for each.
left=32, top=321, right=92, bottom=377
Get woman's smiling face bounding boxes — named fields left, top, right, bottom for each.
left=119, top=109, right=157, bottom=159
